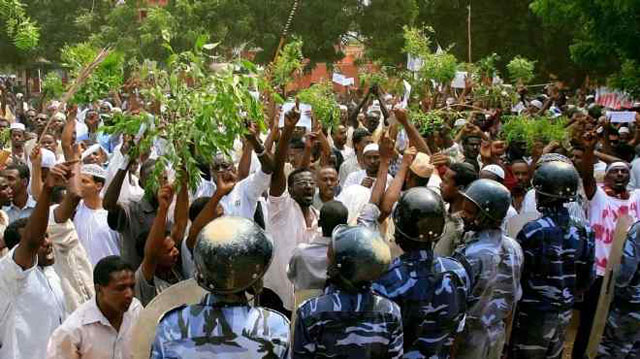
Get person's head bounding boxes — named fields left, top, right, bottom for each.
left=570, top=143, right=586, bottom=172
left=9, top=123, right=26, bottom=147
left=25, top=109, right=36, bottom=124
left=511, top=160, right=530, bottom=190
left=317, top=166, right=338, bottom=201
left=479, top=164, right=505, bottom=184
left=460, top=179, right=511, bottom=232
left=440, top=162, right=478, bottom=204
left=0, top=175, right=13, bottom=206
left=139, top=159, right=157, bottom=192
left=619, top=127, right=631, bottom=143
left=81, top=144, right=106, bottom=165
left=328, top=225, right=391, bottom=292
left=189, top=196, right=213, bottom=222
left=288, top=168, right=316, bottom=208
left=462, top=135, right=481, bottom=160
left=332, top=125, right=348, bottom=148
left=604, top=162, right=631, bottom=193
left=362, top=144, right=380, bottom=177
left=393, top=187, right=446, bottom=252
left=94, top=256, right=136, bottom=315
left=4, top=218, right=54, bottom=267
left=364, top=111, right=381, bottom=133
left=85, top=110, right=100, bottom=131
left=80, top=165, right=107, bottom=198
left=288, top=139, right=306, bottom=167
left=194, top=216, right=273, bottom=294
left=40, top=133, right=58, bottom=154
left=34, top=113, right=48, bottom=134
left=2, top=163, right=30, bottom=197
left=533, top=161, right=580, bottom=210
left=0, top=118, right=9, bottom=132
left=352, top=128, right=372, bottom=156
left=49, top=113, right=66, bottom=135
left=211, top=153, right=237, bottom=184
left=406, top=153, right=433, bottom=189
left=319, top=201, right=348, bottom=237
left=508, top=140, right=528, bottom=160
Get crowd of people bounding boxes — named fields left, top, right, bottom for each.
left=1, top=72, right=640, bottom=359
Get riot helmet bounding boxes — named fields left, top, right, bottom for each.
left=532, top=161, right=579, bottom=202
left=393, top=187, right=446, bottom=242
left=194, top=216, right=273, bottom=294
left=461, top=179, right=511, bottom=226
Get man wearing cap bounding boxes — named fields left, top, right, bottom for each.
left=55, top=164, right=120, bottom=266
left=81, top=144, right=108, bottom=167
left=573, top=133, right=640, bottom=359
left=9, top=122, right=28, bottom=164
left=479, top=164, right=519, bottom=234
left=343, top=143, right=394, bottom=191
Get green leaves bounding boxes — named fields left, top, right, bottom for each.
left=502, top=115, right=567, bottom=149
left=401, top=26, right=458, bottom=89
left=272, top=38, right=304, bottom=88
left=0, top=0, right=39, bottom=51
left=507, top=56, right=536, bottom=84
left=41, top=72, right=64, bottom=100
left=608, top=59, right=640, bottom=99
left=297, top=82, right=340, bottom=129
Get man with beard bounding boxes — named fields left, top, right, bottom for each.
left=462, top=135, right=482, bottom=172
left=510, top=159, right=531, bottom=212
left=9, top=122, right=28, bottom=164
left=453, top=179, right=523, bottom=359
left=573, top=132, right=640, bottom=359
left=343, top=143, right=394, bottom=191
left=265, top=106, right=321, bottom=315
left=46, top=256, right=142, bottom=358
left=0, top=163, right=72, bottom=359
left=510, top=161, right=595, bottom=359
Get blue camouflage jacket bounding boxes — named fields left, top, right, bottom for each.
left=613, top=221, right=640, bottom=311
left=151, top=293, right=290, bottom=359
left=373, top=250, right=469, bottom=359
left=516, top=207, right=595, bottom=312
left=293, top=285, right=404, bottom=359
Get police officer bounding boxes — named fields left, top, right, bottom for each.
left=151, top=216, right=290, bottom=358
left=293, top=225, right=404, bottom=358
left=373, top=187, right=470, bottom=359
left=509, top=161, right=595, bottom=359
left=454, top=179, right=524, bottom=359
left=597, top=221, right=640, bottom=358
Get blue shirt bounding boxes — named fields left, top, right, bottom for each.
left=294, top=285, right=404, bottom=359
left=614, top=221, right=640, bottom=310
left=373, top=250, right=469, bottom=359
left=516, top=207, right=595, bottom=311
left=151, top=293, right=290, bottom=358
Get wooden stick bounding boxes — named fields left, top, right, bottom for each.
left=38, top=48, right=111, bottom=144
left=467, top=2, right=472, bottom=63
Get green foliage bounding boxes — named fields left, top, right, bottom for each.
left=102, top=42, right=266, bottom=193
left=41, top=72, right=64, bottom=99
left=61, top=43, right=124, bottom=104
left=358, top=62, right=391, bottom=89
left=608, top=59, right=640, bottom=99
left=475, top=53, right=501, bottom=80
left=297, top=82, right=340, bottom=129
left=401, top=26, right=458, bottom=88
left=502, top=115, right=567, bottom=149
left=402, top=25, right=432, bottom=57
left=507, top=56, right=536, bottom=84
left=409, top=107, right=444, bottom=137
left=0, top=0, right=39, bottom=51
left=272, top=39, right=304, bottom=88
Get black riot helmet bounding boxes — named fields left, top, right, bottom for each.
left=328, top=226, right=391, bottom=292
left=462, top=179, right=511, bottom=225
left=533, top=161, right=579, bottom=202
left=393, top=187, right=446, bottom=243
left=194, top=216, right=273, bottom=294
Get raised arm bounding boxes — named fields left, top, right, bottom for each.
left=170, top=176, right=189, bottom=248
left=186, top=173, right=236, bottom=250
left=270, top=105, right=300, bottom=197
left=53, top=164, right=82, bottom=224
left=61, top=105, right=78, bottom=162
left=29, top=145, right=43, bottom=201
left=581, top=131, right=598, bottom=200
left=14, top=163, right=71, bottom=269
left=369, top=133, right=393, bottom=209
left=246, top=122, right=274, bottom=174
left=140, top=185, right=173, bottom=281
left=380, top=147, right=417, bottom=221
left=394, top=108, right=431, bottom=155
left=103, top=141, right=133, bottom=214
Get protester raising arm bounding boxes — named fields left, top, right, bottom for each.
left=14, top=163, right=71, bottom=269
left=246, top=121, right=274, bottom=174
left=29, top=145, right=44, bottom=201
left=140, top=185, right=173, bottom=282
left=369, top=133, right=394, bottom=211
left=170, top=176, right=189, bottom=249
left=581, top=131, right=598, bottom=200
left=61, top=105, right=78, bottom=162
left=270, top=105, right=300, bottom=197
left=186, top=173, right=236, bottom=251
left=394, top=108, right=431, bottom=155
left=379, top=147, right=417, bottom=221
left=103, top=140, right=132, bottom=215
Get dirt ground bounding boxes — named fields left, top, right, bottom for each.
left=563, top=310, right=580, bottom=359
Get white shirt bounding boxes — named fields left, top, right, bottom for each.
left=73, top=201, right=121, bottom=266
left=265, top=192, right=320, bottom=310
left=343, top=169, right=393, bottom=190
left=0, top=247, right=66, bottom=359
left=47, top=297, right=142, bottom=359
left=3, top=195, right=37, bottom=224
left=501, top=205, right=518, bottom=235
left=588, top=187, right=640, bottom=275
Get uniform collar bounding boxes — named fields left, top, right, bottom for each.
left=469, top=229, right=503, bottom=243
left=400, top=249, right=433, bottom=263
left=201, top=292, right=248, bottom=306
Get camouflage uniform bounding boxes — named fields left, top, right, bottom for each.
left=597, top=222, right=640, bottom=359
left=151, top=293, right=290, bottom=358
left=453, top=229, right=524, bottom=359
left=293, top=284, right=404, bottom=359
left=510, top=207, right=595, bottom=359
left=372, top=249, right=469, bottom=359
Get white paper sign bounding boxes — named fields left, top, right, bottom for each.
left=279, top=102, right=312, bottom=129
left=332, top=73, right=346, bottom=85
left=342, top=77, right=355, bottom=86
left=452, top=71, right=467, bottom=89
left=607, top=111, right=636, bottom=123
left=407, top=54, right=423, bottom=72
left=400, top=80, right=412, bottom=109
